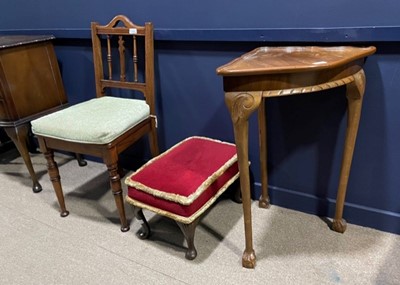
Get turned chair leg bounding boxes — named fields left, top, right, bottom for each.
left=176, top=218, right=200, bottom=260
left=43, top=149, right=69, bottom=217
left=132, top=206, right=151, bottom=239
left=105, top=160, right=130, bottom=232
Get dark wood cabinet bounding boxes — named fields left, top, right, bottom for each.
left=0, top=35, right=68, bottom=192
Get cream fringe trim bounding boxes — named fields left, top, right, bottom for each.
left=124, top=136, right=237, bottom=206
left=125, top=171, right=240, bottom=224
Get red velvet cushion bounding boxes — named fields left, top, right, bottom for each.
left=125, top=137, right=239, bottom=220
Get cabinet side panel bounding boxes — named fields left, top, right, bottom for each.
left=0, top=41, right=67, bottom=120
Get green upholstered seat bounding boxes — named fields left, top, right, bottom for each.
left=31, top=96, right=150, bottom=144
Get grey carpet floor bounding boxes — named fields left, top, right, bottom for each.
left=0, top=149, right=399, bottom=285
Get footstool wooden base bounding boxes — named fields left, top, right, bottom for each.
left=125, top=136, right=239, bottom=260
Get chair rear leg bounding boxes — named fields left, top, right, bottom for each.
left=43, top=149, right=69, bottom=217
left=132, top=206, right=151, bottom=239
left=176, top=218, right=200, bottom=260
left=105, top=160, right=130, bottom=232
left=149, top=119, right=159, bottom=157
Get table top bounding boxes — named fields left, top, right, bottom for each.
left=216, top=46, right=376, bottom=76
left=0, top=35, right=55, bottom=50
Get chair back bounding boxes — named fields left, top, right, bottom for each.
left=91, top=15, right=155, bottom=113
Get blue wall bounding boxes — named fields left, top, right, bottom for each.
left=1, top=0, right=400, bottom=29
left=1, top=1, right=400, bottom=234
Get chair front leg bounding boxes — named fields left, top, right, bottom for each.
left=42, top=147, right=69, bottom=217
left=105, top=153, right=130, bottom=232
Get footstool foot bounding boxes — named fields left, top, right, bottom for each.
left=32, top=182, right=43, bottom=193
left=176, top=218, right=200, bottom=260
left=185, top=247, right=198, bottom=260
left=133, top=207, right=151, bottom=239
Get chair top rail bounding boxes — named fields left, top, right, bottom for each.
left=94, top=15, right=149, bottom=36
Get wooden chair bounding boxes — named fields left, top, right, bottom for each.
left=31, top=15, right=159, bottom=232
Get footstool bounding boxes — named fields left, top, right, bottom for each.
left=125, top=136, right=240, bottom=260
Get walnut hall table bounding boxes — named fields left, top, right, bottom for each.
left=216, top=46, right=376, bottom=268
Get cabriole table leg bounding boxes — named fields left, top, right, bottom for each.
left=332, top=69, right=366, bottom=233
left=225, top=91, right=262, bottom=268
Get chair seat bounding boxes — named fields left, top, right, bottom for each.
left=125, top=136, right=239, bottom=224
left=31, top=96, right=149, bottom=144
